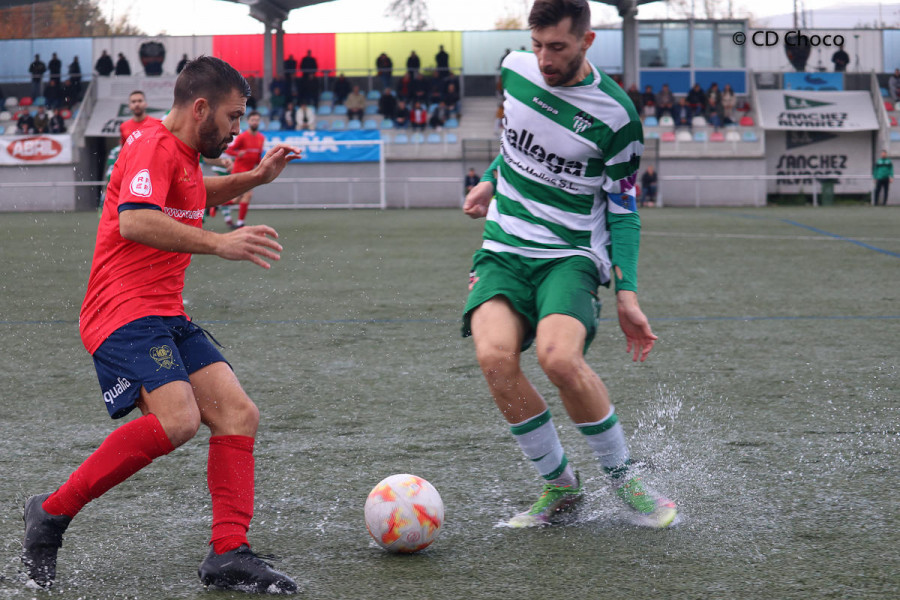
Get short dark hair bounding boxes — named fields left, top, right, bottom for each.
left=528, top=0, right=591, bottom=37
left=173, top=55, right=250, bottom=109
left=129, top=90, right=145, bottom=98
left=247, top=110, right=261, bottom=119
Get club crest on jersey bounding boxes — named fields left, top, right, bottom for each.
left=149, top=345, right=176, bottom=370
left=129, top=169, right=152, bottom=197
left=505, top=127, right=584, bottom=176
left=573, top=111, right=594, bottom=133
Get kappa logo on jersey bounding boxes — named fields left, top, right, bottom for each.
left=505, top=127, right=585, bottom=176
left=129, top=169, right=152, bottom=197
left=149, top=345, right=177, bottom=370
left=573, top=111, right=594, bottom=133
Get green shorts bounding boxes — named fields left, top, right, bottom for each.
left=461, top=249, right=602, bottom=353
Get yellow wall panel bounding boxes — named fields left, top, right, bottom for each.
left=335, top=31, right=463, bottom=77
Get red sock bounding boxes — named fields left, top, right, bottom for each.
left=42, top=413, right=174, bottom=518
left=208, top=435, right=255, bottom=554
left=209, top=206, right=217, bottom=217
left=238, top=202, right=249, bottom=223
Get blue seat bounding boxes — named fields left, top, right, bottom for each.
left=426, top=133, right=441, bottom=144
left=444, top=118, right=459, bottom=129
left=412, top=132, right=425, bottom=144
left=393, top=133, right=409, bottom=144
left=315, top=120, right=330, bottom=130
left=693, top=131, right=708, bottom=142
left=257, top=106, right=270, bottom=116
left=380, top=119, right=394, bottom=129
left=444, top=133, right=458, bottom=143
left=645, top=131, right=660, bottom=139
left=317, top=105, right=332, bottom=116
left=365, top=104, right=378, bottom=115
left=331, top=119, right=346, bottom=130
left=333, top=104, right=348, bottom=116
left=643, top=116, right=658, bottom=127
left=33, top=96, right=46, bottom=107
left=742, top=130, right=758, bottom=142
left=347, top=119, right=362, bottom=130
left=320, top=91, right=334, bottom=102
left=363, top=119, right=378, bottom=129
left=367, top=90, right=380, bottom=101
left=882, top=87, right=890, bottom=98
left=891, top=131, right=900, bottom=142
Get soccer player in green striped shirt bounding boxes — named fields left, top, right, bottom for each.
left=462, top=0, right=676, bottom=529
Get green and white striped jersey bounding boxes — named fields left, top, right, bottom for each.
left=484, top=50, right=644, bottom=289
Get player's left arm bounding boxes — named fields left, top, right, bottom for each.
left=602, top=120, right=657, bottom=362
left=204, top=143, right=301, bottom=207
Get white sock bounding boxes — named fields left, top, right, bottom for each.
left=577, top=405, right=631, bottom=479
left=509, top=409, right=575, bottom=485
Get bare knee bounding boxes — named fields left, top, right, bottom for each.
left=156, top=403, right=201, bottom=448
left=537, top=346, right=585, bottom=390
left=475, top=343, right=521, bottom=381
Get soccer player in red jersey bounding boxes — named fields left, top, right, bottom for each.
left=119, top=90, right=160, bottom=147
left=223, top=111, right=265, bottom=228
left=22, top=56, right=302, bottom=594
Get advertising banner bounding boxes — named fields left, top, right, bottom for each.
left=783, top=72, right=844, bottom=91
left=0, top=135, right=73, bottom=164
left=757, top=90, right=878, bottom=131
left=766, top=130, right=873, bottom=193
left=262, top=130, right=381, bottom=163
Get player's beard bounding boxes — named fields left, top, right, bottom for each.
left=249, top=124, right=259, bottom=133
left=198, top=113, right=231, bottom=159
left=542, top=47, right=587, bottom=87
left=132, top=108, right=145, bottom=119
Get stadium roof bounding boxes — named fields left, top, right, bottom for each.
left=221, top=0, right=336, bottom=25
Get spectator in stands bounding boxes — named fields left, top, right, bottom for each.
left=465, top=167, right=479, bottom=194
left=376, top=52, right=393, bottom=90
left=655, top=83, right=674, bottom=119
left=379, top=87, right=398, bottom=121
left=95, top=50, right=114, bottom=77
left=721, top=84, right=736, bottom=123
left=641, top=85, right=656, bottom=117
left=406, top=50, right=420, bottom=78
left=410, top=101, right=428, bottom=131
left=873, top=149, right=893, bottom=206
left=300, top=50, right=317, bottom=77
left=396, top=73, right=412, bottom=103
left=43, top=78, right=62, bottom=110
left=176, top=54, right=189, bottom=74
left=269, top=85, right=286, bottom=121
left=411, top=73, right=429, bottom=106
left=429, top=101, right=450, bottom=129
left=62, top=78, right=79, bottom=109
left=299, top=50, right=318, bottom=106
left=333, top=73, right=351, bottom=105
left=283, top=53, right=297, bottom=91
left=32, top=106, right=50, bottom=134
left=832, top=44, right=850, bottom=72
left=115, top=53, right=131, bottom=76
left=17, top=111, right=35, bottom=134
left=640, top=165, right=658, bottom=208
left=686, top=83, right=707, bottom=118
left=49, top=110, right=66, bottom=134
left=68, top=56, right=82, bottom=99
left=672, top=97, right=691, bottom=130
left=296, top=102, right=316, bottom=131
left=442, top=82, right=460, bottom=118
left=626, top=83, right=641, bottom=113
left=706, top=82, right=723, bottom=128
left=889, top=69, right=900, bottom=103
left=29, top=54, right=46, bottom=100
left=428, top=71, right=444, bottom=105
left=280, top=101, right=297, bottom=130
left=271, top=75, right=288, bottom=101
left=48, top=53, right=62, bottom=85
left=394, top=100, right=410, bottom=128
left=345, top=85, right=366, bottom=121
left=436, top=45, right=450, bottom=78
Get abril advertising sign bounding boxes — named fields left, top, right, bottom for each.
left=262, top=130, right=381, bottom=163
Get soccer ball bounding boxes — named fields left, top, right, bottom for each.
left=364, top=474, right=444, bottom=553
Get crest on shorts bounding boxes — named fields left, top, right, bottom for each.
left=573, top=111, right=594, bottom=134
left=468, top=270, right=479, bottom=291
left=149, top=345, right=176, bottom=370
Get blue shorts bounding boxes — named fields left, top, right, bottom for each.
left=92, top=315, right=229, bottom=419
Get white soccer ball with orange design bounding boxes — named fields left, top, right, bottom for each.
left=364, top=474, right=444, bottom=553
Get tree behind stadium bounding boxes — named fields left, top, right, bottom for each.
left=0, top=0, right=144, bottom=39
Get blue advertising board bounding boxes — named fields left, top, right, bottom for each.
left=783, top=72, right=844, bottom=91
left=262, top=130, right=381, bottom=163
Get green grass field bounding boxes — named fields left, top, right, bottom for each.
left=0, top=207, right=897, bottom=599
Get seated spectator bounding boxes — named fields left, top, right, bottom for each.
left=686, top=83, right=707, bottom=118
left=640, top=165, right=657, bottom=208
left=396, top=73, right=412, bottom=103
left=410, top=101, right=428, bottom=131
left=428, top=71, right=443, bottom=105
left=280, top=101, right=297, bottom=130
left=721, top=84, right=736, bottom=123
left=641, top=85, right=656, bottom=117
left=333, top=73, right=351, bottom=105
left=465, top=167, right=479, bottom=194
left=32, top=106, right=50, bottom=133
left=269, top=86, right=286, bottom=121
left=345, top=85, right=366, bottom=121
left=672, top=97, right=691, bottom=129
left=890, top=69, right=900, bottom=103
left=269, top=75, right=288, bottom=101
left=429, top=101, right=450, bottom=129
left=442, top=82, right=460, bottom=118
left=49, top=110, right=66, bottom=133
left=17, top=112, right=35, bottom=134
left=411, top=73, right=429, bottom=106
left=379, top=87, right=398, bottom=121
left=655, top=83, right=674, bottom=119
left=44, top=78, right=62, bottom=110
left=61, top=78, right=79, bottom=109
left=705, top=82, right=723, bottom=128
left=393, top=100, right=410, bottom=128
left=296, top=102, right=315, bottom=130
left=626, top=83, right=641, bottom=113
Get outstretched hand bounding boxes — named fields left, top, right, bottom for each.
left=215, top=225, right=283, bottom=269
left=255, top=143, right=302, bottom=185
left=463, top=181, right=494, bottom=219
left=616, top=290, right=658, bottom=362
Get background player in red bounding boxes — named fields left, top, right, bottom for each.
left=223, top=110, right=265, bottom=228
left=119, top=90, right=159, bottom=146
left=22, top=56, right=302, bottom=594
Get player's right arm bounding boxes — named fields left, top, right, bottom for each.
left=463, top=154, right=502, bottom=219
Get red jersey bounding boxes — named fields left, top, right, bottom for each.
left=226, top=128, right=265, bottom=173
left=120, top=116, right=161, bottom=146
left=80, top=120, right=206, bottom=354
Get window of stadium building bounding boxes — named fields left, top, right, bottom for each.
left=639, top=22, right=689, bottom=68
left=639, top=21, right=744, bottom=69
left=693, top=22, right=745, bottom=69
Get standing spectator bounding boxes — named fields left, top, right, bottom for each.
left=411, top=73, right=428, bottom=106
left=640, top=165, right=658, bottom=208
left=115, top=53, right=131, bottom=76
left=378, top=87, right=398, bottom=121
left=686, top=83, right=707, bottom=118
left=296, top=102, right=315, bottom=131
left=428, top=71, right=444, bottom=105
left=16, top=111, right=35, bottom=134
left=283, top=53, right=297, bottom=92
left=641, top=85, right=656, bottom=117
left=410, top=101, right=427, bottom=131
left=49, top=110, right=66, bottom=134
left=176, top=53, right=189, bottom=74
left=43, top=79, right=62, bottom=110
left=393, top=100, right=410, bottom=128
left=32, top=106, right=50, bottom=133
left=297, top=51, right=319, bottom=108
left=333, top=73, right=351, bottom=105
left=95, top=50, right=114, bottom=77
left=626, top=83, right=641, bottom=113
left=376, top=52, right=393, bottom=90
left=721, top=83, right=736, bottom=123
left=300, top=50, right=317, bottom=77
left=464, top=167, right=479, bottom=194
left=889, top=68, right=900, bottom=103
left=29, top=54, right=46, bottom=100
left=62, top=78, right=79, bottom=109
left=396, top=73, right=412, bottom=102
left=345, top=85, right=366, bottom=121
left=873, top=149, right=893, bottom=206
left=48, top=53, right=62, bottom=85
left=68, top=56, right=82, bottom=99
left=280, top=100, right=297, bottom=130
left=832, top=44, right=850, bottom=72
left=435, top=45, right=449, bottom=78
left=406, top=50, right=420, bottom=78
left=655, top=83, right=674, bottom=119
